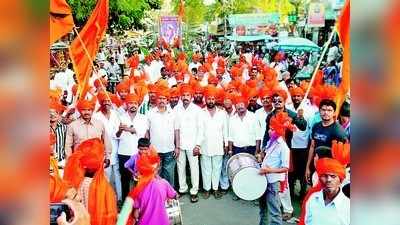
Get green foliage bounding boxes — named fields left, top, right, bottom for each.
left=172, top=0, right=207, bottom=26
left=67, top=0, right=162, bottom=31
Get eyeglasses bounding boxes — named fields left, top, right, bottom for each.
left=273, top=99, right=283, bottom=103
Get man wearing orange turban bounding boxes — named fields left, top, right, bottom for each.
left=169, top=87, right=180, bottom=109
left=50, top=99, right=68, bottom=164
left=63, top=138, right=118, bottom=225
left=65, top=99, right=112, bottom=166
left=92, top=91, right=122, bottom=203
left=300, top=158, right=349, bottom=225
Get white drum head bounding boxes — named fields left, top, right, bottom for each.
left=232, top=167, right=268, bottom=201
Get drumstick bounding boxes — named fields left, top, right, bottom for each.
left=116, top=197, right=134, bottom=225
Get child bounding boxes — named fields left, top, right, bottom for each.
left=124, top=138, right=151, bottom=179
left=117, top=147, right=177, bottom=225
left=258, top=112, right=293, bottom=225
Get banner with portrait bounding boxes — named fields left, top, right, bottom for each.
left=159, top=16, right=181, bottom=45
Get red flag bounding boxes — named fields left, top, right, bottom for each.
left=335, top=0, right=350, bottom=116
left=178, top=0, right=185, bottom=19
left=69, top=0, right=109, bottom=100
left=50, top=0, right=74, bottom=44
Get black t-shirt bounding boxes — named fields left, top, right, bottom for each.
left=311, top=121, right=347, bottom=148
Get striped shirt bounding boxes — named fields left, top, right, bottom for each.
left=51, top=122, right=67, bottom=162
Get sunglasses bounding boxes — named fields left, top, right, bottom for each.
left=273, top=99, right=283, bottom=103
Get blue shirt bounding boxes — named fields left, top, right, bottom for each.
left=261, top=137, right=290, bottom=183
left=305, top=189, right=350, bottom=225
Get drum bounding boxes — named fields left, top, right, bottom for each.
left=227, top=153, right=267, bottom=201
left=165, top=199, right=183, bottom=225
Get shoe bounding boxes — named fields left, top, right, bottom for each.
left=282, top=212, right=293, bottom=221
left=214, top=190, right=223, bottom=199
left=203, top=191, right=210, bottom=199
left=232, top=195, right=240, bottom=201
left=190, top=194, right=199, bottom=203
left=220, top=189, right=228, bottom=195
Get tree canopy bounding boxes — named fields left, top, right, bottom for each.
left=67, top=0, right=162, bottom=31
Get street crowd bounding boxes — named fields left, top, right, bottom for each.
left=50, top=37, right=350, bottom=225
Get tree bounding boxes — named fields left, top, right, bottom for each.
left=67, top=0, right=162, bottom=31
left=171, top=0, right=207, bottom=26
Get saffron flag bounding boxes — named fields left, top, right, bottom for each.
left=50, top=0, right=74, bottom=44
left=335, top=0, right=350, bottom=116
left=69, top=0, right=109, bottom=100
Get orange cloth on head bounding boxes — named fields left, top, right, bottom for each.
left=234, top=95, right=248, bottom=107
left=147, top=84, right=158, bottom=93
left=272, top=88, right=288, bottom=101
left=96, top=91, right=110, bottom=102
left=63, top=138, right=117, bottom=225
left=116, top=81, right=130, bottom=93
left=125, top=93, right=140, bottom=104
left=170, top=87, right=180, bottom=98
left=76, top=99, right=95, bottom=111
left=246, top=79, right=257, bottom=88
left=129, top=147, right=160, bottom=199
left=180, top=84, right=193, bottom=95
left=198, top=65, right=208, bottom=73
left=192, top=84, right=204, bottom=94
left=156, top=88, right=170, bottom=99
left=49, top=99, right=66, bottom=113
left=175, top=72, right=185, bottom=81
left=289, top=86, right=305, bottom=97
left=269, top=112, right=296, bottom=137
left=316, top=158, right=346, bottom=181
left=310, top=84, right=337, bottom=107
left=230, top=66, right=242, bottom=78
left=259, top=88, right=272, bottom=99
left=216, top=67, right=225, bottom=74
left=94, top=78, right=107, bottom=89
left=208, top=75, right=219, bottom=85
left=331, top=140, right=350, bottom=166
left=204, top=86, right=218, bottom=98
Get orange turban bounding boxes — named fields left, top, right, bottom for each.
left=310, top=84, right=337, bottom=107
left=147, top=84, right=158, bottom=93
left=76, top=99, right=95, bottom=111
left=224, top=83, right=236, bottom=93
left=96, top=91, right=110, bottom=103
left=170, top=87, right=180, bottom=98
left=116, top=81, right=130, bottom=93
left=125, top=93, right=140, bottom=104
left=316, top=158, right=346, bottom=181
left=217, top=58, right=225, bottom=68
left=224, top=93, right=235, bottom=102
left=216, top=67, right=225, bottom=74
left=289, top=87, right=305, bottom=97
left=129, top=147, right=160, bottom=199
left=63, top=138, right=117, bottom=225
left=198, top=65, right=208, bottom=73
left=246, top=79, right=257, bottom=88
left=269, top=112, right=296, bottom=137
left=93, top=78, right=107, bottom=89
left=193, top=84, right=204, bottom=94
left=208, top=75, right=219, bottom=85
left=259, top=88, right=272, bottom=99
left=128, top=54, right=140, bottom=69
left=331, top=140, right=350, bottom=166
left=230, top=66, right=242, bottom=78
left=175, top=72, right=185, bottom=81
left=156, top=88, right=170, bottom=99
left=234, top=95, right=248, bottom=106
left=180, top=84, right=193, bottom=95
left=272, top=88, right=288, bottom=101
left=177, top=51, right=186, bottom=61
left=216, top=88, right=225, bottom=105
left=204, top=86, right=218, bottom=98
left=49, top=100, right=66, bottom=114
left=192, top=53, right=202, bottom=62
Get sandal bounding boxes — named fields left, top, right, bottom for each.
left=190, top=194, right=199, bottom=203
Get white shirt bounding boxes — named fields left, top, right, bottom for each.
left=117, top=112, right=149, bottom=156
left=93, top=110, right=120, bottom=164
left=200, top=107, right=228, bottom=156
left=220, top=72, right=232, bottom=87
left=228, top=111, right=260, bottom=147
left=174, top=103, right=204, bottom=150
left=305, top=189, right=350, bottom=225
left=286, top=100, right=314, bottom=149
left=53, top=70, right=75, bottom=92
left=117, top=52, right=125, bottom=64
left=188, top=62, right=201, bottom=72
left=255, top=107, right=271, bottom=140
left=261, top=137, right=290, bottom=183
left=168, top=77, right=177, bottom=87
left=147, top=107, right=180, bottom=153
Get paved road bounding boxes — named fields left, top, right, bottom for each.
left=178, top=190, right=300, bottom=225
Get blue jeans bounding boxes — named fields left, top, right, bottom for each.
left=232, top=146, right=256, bottom=155
left=259, top=182, right=282, bottom=225
left=219, top=154, right=230, bottom=190
left=158, top=151, right=176, bottom=187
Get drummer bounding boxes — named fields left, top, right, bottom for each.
left=258, top=112, right=293, bottom=225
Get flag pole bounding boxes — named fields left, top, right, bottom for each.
left=300, top=27, right=336, bottom=108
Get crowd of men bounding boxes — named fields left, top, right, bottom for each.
left=49, top=39, right=350, bottom=225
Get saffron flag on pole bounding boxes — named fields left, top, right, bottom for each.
left=50, top=0, right=74, bottom=44
left=335, top=0, right=350, bottom=116
left=69, top=0, right=109, bottom=100
left=178, top=0, right=185, bottom=19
